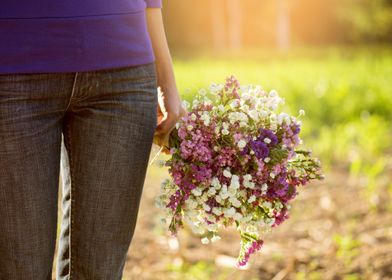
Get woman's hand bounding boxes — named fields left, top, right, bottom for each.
left=154, top=86, right=187, bottom=154
left=146, top=7, right=187, bottom=154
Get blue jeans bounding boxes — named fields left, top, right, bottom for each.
left=0, top=63, right=158, bottom=279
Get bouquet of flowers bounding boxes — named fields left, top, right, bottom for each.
left=154, top=76, right=323, bottom=267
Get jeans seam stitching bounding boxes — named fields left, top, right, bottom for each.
left=65, top=73, right=78, bottom=112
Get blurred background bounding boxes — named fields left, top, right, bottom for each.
left=56, top=0, right=392, bottom=279
left=128, top=0, right=392, bottom=279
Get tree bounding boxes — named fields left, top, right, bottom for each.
left=227, top=0, right=243, bottom=50
left=276, top=0, right=291, bottom=50
left=211, top=0, right=226, bottom=51
left=339, top=0, right=392, bottom=41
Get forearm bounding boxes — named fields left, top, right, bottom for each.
left=146, top=8, right=178, bottom=95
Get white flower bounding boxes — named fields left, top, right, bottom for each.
left=211, top=178, right=222, bottom=190
left=270, top=124, right=278, bottom=131
left=187, top=125, right=193, bottom=131
left=264, top=157, right=270, bottom=163
left=238, top=190, right=247, bottom=198
left=277, top=113, right=288, bottom=125
left=299, top=109, right=305, bottom=116
left=212, top=207, right=223, bottom=216
left=182, top=100, right=190, bottom=110
left=240, top=215, right=253, bottom=223
left=203, top=204, right=211, bottom=212
left=274, top=201, right=283, bottom=210
left=224, top=207, right=236, bottom=217
left=221, top=129, right=229, bottom=135
left=191, top=188, right=202, bottom=196
left=198, top=88, right=207, bottom=95
left=223, top=169, right=232, bottom=178
left=269, top=89, right=278, bottom=97
left=243, top=181, right=255, bottom=189
left=260, top=110, right=269, bottom=119
left=261, top=183, right=268, bottom=191
left=238, top=112, right=248, bottom=122
left=201, top=113, right=211, bottom=126
left=233, top=200, right=242, bottom=208
left=243, top=174, right=254, bottom=189
left=218, top=104, right=225, bottom=112
left=211, top=177, right=220, bottom=186
left=185, top=199, right=196, bottom=209
left=228, top=112, right=248, bottom=124
left=233, top=212, right=243, bottom=221
left=207, top=188, right=217, bottom=196
left=264, top=137, right=271, bottom=144
left=263, top=201, right=272, bottom=208
left=240, top=104, right=250, bottom=112
left=229, top=197, right=242, bottom=208
left=190, top=113, right=197, bottom=121
left=237, top=140, right=247, bottom=149
left=230, top=175, right=240, bottom=189
left=200, top=192, right=209, bottom=202
left=249, top=110, right=259, bottom=121
left=239, top=121, right=247, bottom=128
left=219, top=189, right=229, bottom=200
left=265, top=217, right=276, bottom=226
left=201, top=237, right=210, bottom=244
left=211, top=235, right=221, bottom=243
left=207, top=223, right=218, bottom=231
left=270, top=172, right=276, bottom=179
left=241, top=92, right=250, bottom=100
left=154, top=196, right=165, bottom=209
left=230, top=100, right=239, bottom=109
left=228, top=186, right=237, bottom=197
left=247, top=195, right=256, bottom=203
left=209, top=83, right=223, bottom=93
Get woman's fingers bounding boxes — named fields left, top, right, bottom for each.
left=152, top=133, right=171, bottom=154
left=154, top=114, right=171, bottom=136
left=153, top=96, right=189, bottom=154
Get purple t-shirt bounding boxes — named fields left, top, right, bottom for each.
left=0, top=0, right=162, bottom=74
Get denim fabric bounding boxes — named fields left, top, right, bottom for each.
left=0, top=63, right=158, bottom=279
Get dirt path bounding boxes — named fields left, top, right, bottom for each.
left=52, top=153, right=392, bottom=279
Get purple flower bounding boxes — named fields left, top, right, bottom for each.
left=258, top=128, right=278, bottom=146
left=237, top=239, right=264, bottom=267
left=250, top=140, right=270, bottom=159
left=272, top=207, right=290, bottom=227
left=190, top=164, right=212, bottom=183
left=291, top=123, right=301, bottom=135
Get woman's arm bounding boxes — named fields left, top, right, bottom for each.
left=146, top=7, right=187, bottom=154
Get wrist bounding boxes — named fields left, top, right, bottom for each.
left=156, top=73, right=179, bottom=96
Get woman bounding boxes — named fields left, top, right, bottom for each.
left=0, top=0, right=185, bottom=279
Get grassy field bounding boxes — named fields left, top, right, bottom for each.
left=53, top=48, right=392, bottom=279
